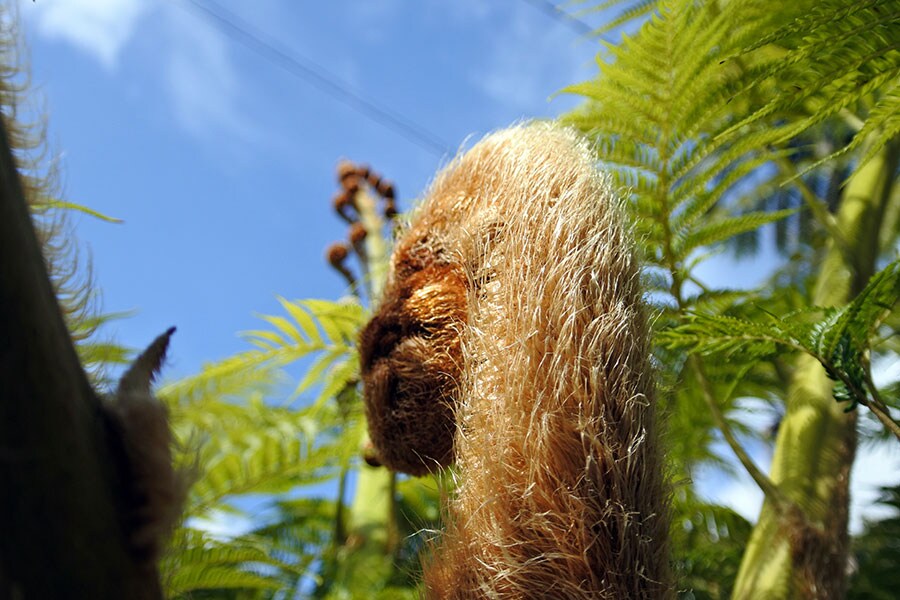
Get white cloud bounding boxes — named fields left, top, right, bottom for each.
left=23, top=0, right=260, bottom=147
left=27, top=0, right=150, bottom=69
left=161, top=4, right=262, bottom=149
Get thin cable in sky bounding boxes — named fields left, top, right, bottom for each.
left=518, top=0, right=596, bottom=36
left=180, top=0, right=453, bottom=157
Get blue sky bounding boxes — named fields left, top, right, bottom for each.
left=15, top=0, right=898, bottom=532
left=19, top=0, right=604, bottom=381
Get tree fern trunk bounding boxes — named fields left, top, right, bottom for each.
left=732, top=136, right=900, bottom=599
left=0, top=116, right=164, bottom=596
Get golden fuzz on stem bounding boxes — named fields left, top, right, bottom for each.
left=359, top=123, right=672, bottom=598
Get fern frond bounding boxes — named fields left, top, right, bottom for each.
left=681, top=288, right=754, bottom=314
left=163, top=528, right=298, bottom=597
left=167, top=565, right=281, bottom=595
left=660, top=313, right=803, bottom=360
left=161, top=296, right=364, bottom=404
left=671, top=149, right=793, bottom=231
left=564, top=0, right=804, bottom=285
left=815, top=258, right=899, bottom=354
left=597, top=0, right=658, bottom=35
left=297, top=297, right=367, bottom=344
left=720, top=0, right=900, bottom=175
left=160, top=349, right=286, bottom=406
left=809, top=257, right=900, bottom=404
left=294, top=347, right=346, bottom=396
left=306, top=352, right=359, bottom=409
left=677, top=209, right=796, bottom=255
left=29, top=195, right=123, bottom=223
left=167, top=529, right=285, bottom=570
left=568, top=0, right=661, bottom=38
left=666, top=258, right=900, bottom=410
left=847, top=82, right=900, bottom=170
left=739, top=0, right=893, bottom=58
left=180, top=396, right=363, bottom=515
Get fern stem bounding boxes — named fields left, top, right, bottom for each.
left=773, top=154, right=846, bottom=248
left=690, top=356, right=787, bottom=506
left=862, top=368, right=900, bottom=442
left=334, top=466, right=348, bottom=544
left=329, top=182, right=398, bottom=592
left=838, top=108, right=864, bottom=132
left=356, top=187, right=389, bottom=303
left=866, top=399, right=900, bottom=442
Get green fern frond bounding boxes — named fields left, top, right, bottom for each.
left=30, top=195, right=123, bottom=223
left=720, top=0, right=900, bottom=175
left=847, top=82, right=900, bottom=170
left=167, top=529, right=286, bottom=571
left=181, top=396, right=363, bottom=515
left=596, top=0, right=658, bottom=36
left=564, top=0, right=804, bottom=286
left=666, top=258, right=899, bottom=410
left=739, top=0, right=893, bottom=58
left=681, top=288, right=754, bottom=314
left=808, top=257, right=900, bottom=404
left=813, top=258, right=899, bottom=356
left=305, top=352, right=359, bottom=409
left=163, top=528, right=299, bottom=597
left=677, top=209, right=796, bottom=255
left=167, top=565, right=282, bottom=596
left=250, top=497, right=336, bottom=552
left=294, top=348, right=346, bottom=396
left=160, top=349, right=286, bottom=406
left=672, top=154, right=773, bottom=232
left=660, top=313, right=801, bottom=360
left=567, top=0, right=898, bottom=289
left=162, top=296, right=364, bottom=404
left=0, top=6, right=129, bottom=378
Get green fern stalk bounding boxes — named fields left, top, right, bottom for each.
left=319, top=186, right=401, bottom=597
left=733, top=135, right=900, bottom=599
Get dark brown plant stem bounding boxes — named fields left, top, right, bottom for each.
left=0, top=116, right=163, bottom=596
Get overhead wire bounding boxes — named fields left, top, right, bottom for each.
left=179, top=0, right=453, bottom=158
left=518, top=0, right=597, bottom=36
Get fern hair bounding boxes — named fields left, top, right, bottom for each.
left=360, top=123, right=672, bottom=598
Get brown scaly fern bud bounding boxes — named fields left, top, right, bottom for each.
left=336, top=159, right=358, bottom=184
left=358, top=123, right=672, bottom=598
left=348, top=222, right=368, bottom=263
left=375, top=178, right=395, bottom=199
left=343, top=175, right=361, bottom=196
left=326, top=242, right=356, bottom=289
left=348, top=221, right=367, bottom=245
left=327, top=242, right=349, bottom=267
left=332, top=191, right=356, bottom=224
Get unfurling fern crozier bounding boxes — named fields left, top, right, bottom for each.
left=359, top=123, right=672, bottom=598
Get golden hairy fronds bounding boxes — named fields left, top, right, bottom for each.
left=360, top=123, right=672, bottom=598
